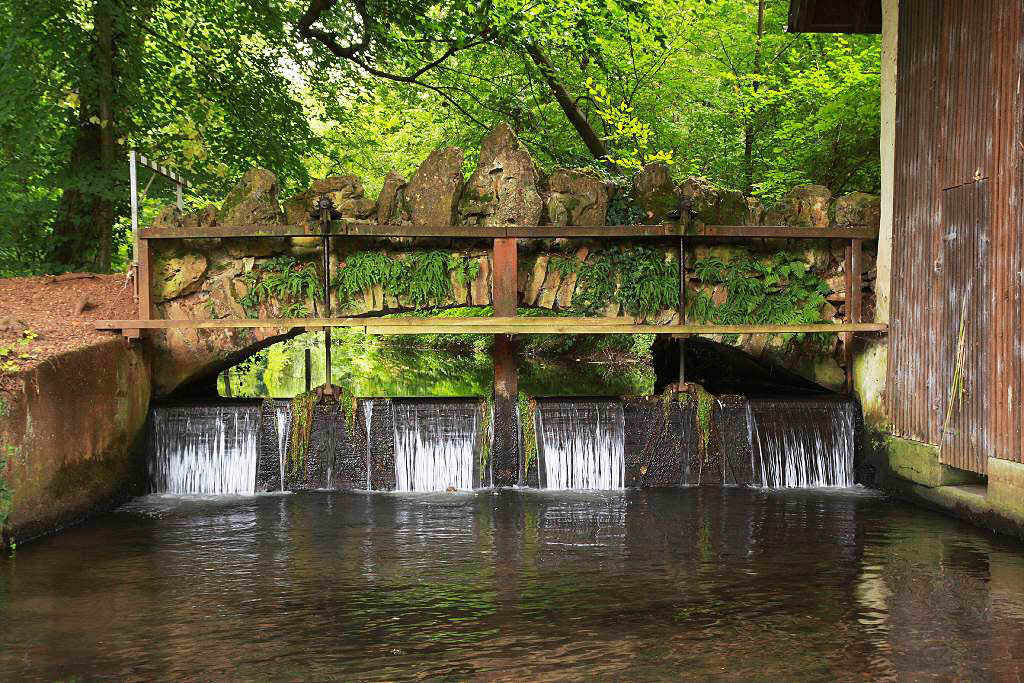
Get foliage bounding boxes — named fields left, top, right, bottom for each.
left=689, top=251, right=830, bottom=345
left=552, top=246, right=678, bottom=318
left=239, top=257, right=322, bottom=318
left=479, top=398, right=492, bottom=474
left=289, top=391, right=316, bottom=478
left=694, top=385, right=714, bottom=459
left=586, top=79, right=673, bottom=173
left=0, top=330, right=39, bottom=373
left=518, top=392, right=538, bottom=477
left=333, top=250, right=478, bottom=310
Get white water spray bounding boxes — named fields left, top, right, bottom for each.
left=537, top=401, right=625, bottom=490
left=363, top=399, right=374, bottom=490
left=275, top=403, right=291, bottom=492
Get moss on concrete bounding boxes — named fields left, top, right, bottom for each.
left=885, top=435, right=982, bottom=488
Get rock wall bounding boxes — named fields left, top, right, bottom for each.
left=0, top=339, right=151, bottom=542
left=148, top=123, right=880, bottom=396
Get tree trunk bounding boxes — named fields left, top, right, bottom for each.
left=525, top=44, right=616, bottom=169
left=743, top=0, right=766, bottom=195
left=53, top=0, right=118, bottom=273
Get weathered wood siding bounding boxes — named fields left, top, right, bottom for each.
left=889, top=0, right=1024, bottom=473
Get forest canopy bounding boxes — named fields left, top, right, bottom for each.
left=0, top=0, right=880, bottom=275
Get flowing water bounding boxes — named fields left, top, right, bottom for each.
left=363, top=399, right=374, bottom=490
left=393, top=400, right=479, bottom=491
left=746, top=398, right=855, bottom=488
left=274, top=403, right=290, bottom=492
left=3, top=488, right=1024, bottom=679
left=148, top=403, right=259, bottom=495
left=536, top=400, right=625, bottom=489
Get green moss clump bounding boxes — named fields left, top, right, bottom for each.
left=0, top=445, right=11, bottom=536
left=289, top=391, right=316, bottom=477
left=518, top=392, right=538, bottom=476
left=336, top=384, right=358, bottom=437
left=479, top=398, right=493, bottom=473
left=694, top=385, right=714, bottom=460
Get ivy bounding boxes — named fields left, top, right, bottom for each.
left=239, top=256, right=322, bottom=318
left=333, top=250, right=480, bottom=310
left=552, top=246, right=679, bottom=318
left=688, top=251, right=830, bottom=344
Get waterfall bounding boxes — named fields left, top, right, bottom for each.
left=363, top=399, right=374, bottom=490
left=393, top=401, right=479, bottom=492
left=536, top=400, right=625, bottom=490
left=274, top=403, right=291, bottom=492
left=149, top=404, right=259, bottom=494
left=745, top=398, right=855, bottom=488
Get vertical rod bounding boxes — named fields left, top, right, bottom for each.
left=176, top=182, right=184, bottom=211
left=222, top=369, right=233, bottom=397
left=129, top=150, right=139, bottom=300
left=844, top=241, right=855, bottom=393
left=305, top=348, right=312, bottom=394
left=323, top=233, right=332, bottom=390
left=677, top=236, right=687, bottom=385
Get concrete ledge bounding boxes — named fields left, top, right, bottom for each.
left=885, top=435, right=982, bottom=487
left=1, top=339, right=152, bottom=543
left=900, top=481, right=1024, bottom=541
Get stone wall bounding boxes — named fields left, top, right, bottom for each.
left=1, top=339, right=151, bottom=542
left=149, top=123, right=880, bottom=396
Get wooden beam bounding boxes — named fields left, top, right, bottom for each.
left=95, top=317, right=887, bottom=335
left=140, top=224, right=322, bottom=239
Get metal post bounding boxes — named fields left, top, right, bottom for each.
left=677, top=236, right=687, bottom=386
left=129, top=150, right=139, bottom=301
left=304, top=348, right=312, bottom=394
left=844, top=241, right=855, bottom=393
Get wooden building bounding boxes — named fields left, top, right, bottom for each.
left=792, top=0, right=1024, bottom=483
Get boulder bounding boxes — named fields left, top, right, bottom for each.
left=677, top=176, right=748, bottom=226
left=460, top=124, right=543, bottom=226
left=633, top=162, right=677, bottom=223
left=183, top=204, right=218, bottom=228
left=152, top=205, right=182, bottom=229
left=283, top=175, right=376, bottom=224
left=834, top=192, right=881, bottom=227
left=152, top=252, right=207, bottom=302
left=546, top=169, right=611, bottom=226
left=376, top=171, right=410, bottom=225
left=219, top=168, right=283, bottom=225
left=406, top=147, right=465, bottom=226
left=764, top=185, right=832, bottom=227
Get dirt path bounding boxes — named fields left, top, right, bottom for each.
left=0, top=273, right=137, bottom=390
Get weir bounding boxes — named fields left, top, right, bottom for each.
left=536, top=399, right=625, bottom=490
left=746, top=398, right=856, bottom=488
left=148, top=403, right=260, bottom=495
left=145, top=395, right=857, bottom=494
left=392, top=400, right=480, bottom=492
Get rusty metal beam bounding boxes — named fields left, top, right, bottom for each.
left=140, top=223, right=880, bottom=241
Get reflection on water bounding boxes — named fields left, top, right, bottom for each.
left=4, top=489, right=1024, bottom=679
left=222, top=330, right=654, bottom=398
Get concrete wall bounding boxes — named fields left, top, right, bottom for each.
left=0, top=339, right=152, bottom=543
left=852, top=0, right=897, bottom=430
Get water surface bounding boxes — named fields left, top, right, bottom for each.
left=3, top=488, right=1024, bottom=679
